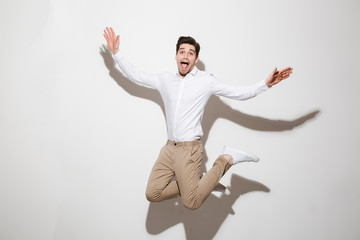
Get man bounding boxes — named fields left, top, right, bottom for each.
left=103, top=27, right=293, bottom=210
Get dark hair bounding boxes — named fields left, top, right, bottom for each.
left=176, top=36, right=200, bottom=57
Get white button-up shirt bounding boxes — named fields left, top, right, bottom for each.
left=112, top=52, right=269, bottom=142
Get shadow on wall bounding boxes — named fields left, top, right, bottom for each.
left=100, top=46, right=320, bottom=239
left=146, top=174, right=270, bottom=240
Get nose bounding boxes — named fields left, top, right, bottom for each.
left=184, top=52, right=189, bottom=59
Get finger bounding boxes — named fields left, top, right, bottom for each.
left=280, top=66, right=292, bottom=71
left=104, top=29, right=110, bottom=39
left=278, top=71, right=292, bottom=79
left=110, top=27, right=116, bottom=39
left=273, top=67, right=277, bottom=74
left=281, top=73, right=291, bottom=80
left=106, top=27, right=113, bottom=39
left=270, top=67, right=278, bottom=78
left=279, top=67, right=293, bottom=74
left=281, top=74, right=289, bottom=79
left=282, top=70, right=293, bottom=78
left=104, top=28, right=109, bottom=40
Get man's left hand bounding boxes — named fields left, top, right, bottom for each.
left=266, top=67, right=293, bottom=87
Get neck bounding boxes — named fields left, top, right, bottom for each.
left=178, top=66, right=195, bottom=78
left=179, top=72, right=186, bottom=78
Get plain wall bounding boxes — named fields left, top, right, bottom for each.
left=1, top=0, right=359, bottom=239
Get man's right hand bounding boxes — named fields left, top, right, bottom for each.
left=103, top=27, right=120, bottom=54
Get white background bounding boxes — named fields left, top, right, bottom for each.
left=1, top=0, right=359, bottom=239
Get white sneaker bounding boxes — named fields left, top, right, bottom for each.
left=222, top=146, right=260, bottom=164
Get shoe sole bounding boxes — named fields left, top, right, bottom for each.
left=223, top=146, right=260, bottom=162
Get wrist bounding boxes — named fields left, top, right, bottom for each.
left=265, top=79, right=272, bottom=88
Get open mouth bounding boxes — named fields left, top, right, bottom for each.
left=181, top=61, right=189, bottom=70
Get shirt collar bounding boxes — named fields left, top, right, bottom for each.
left=189, top=66, right=199, bottom=76
left=176, top=66, right=199, bottom=78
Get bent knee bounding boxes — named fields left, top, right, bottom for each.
left=183, top=200, right=202, bottom=210
left=145, top=189, right=162, bottom=202
left=185, top=205, right=200, bottom=210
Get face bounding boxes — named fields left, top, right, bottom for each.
left=175, top=43, right=199, bottom=78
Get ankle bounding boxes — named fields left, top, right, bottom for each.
left=222, top=154, right=234, bottom=165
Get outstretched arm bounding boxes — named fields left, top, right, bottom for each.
left=103, top=27, right=120, bottom=54
left=102, top=27, right=161, bottom=89
left=265, top=67, right=293, bottom=87
left=210, top=66, right=293, bottom=101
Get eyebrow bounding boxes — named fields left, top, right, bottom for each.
left=179, top=47, right=195, bottom=53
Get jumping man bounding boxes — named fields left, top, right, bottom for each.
left=103, top=27, right=293, bottom=210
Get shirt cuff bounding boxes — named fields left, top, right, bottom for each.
left=260, top=79, right=270, bottom=91
left=112, top=51, right=122, bottom=61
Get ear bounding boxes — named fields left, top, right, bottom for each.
left=195, top=55, right=199, bottom=63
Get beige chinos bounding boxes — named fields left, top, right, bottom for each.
left=145, top=139, right=231, bottom=210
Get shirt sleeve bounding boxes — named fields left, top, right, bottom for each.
left=209, top=75, right=269, bottom=100
left=112, top=52, right=161, bottom=90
